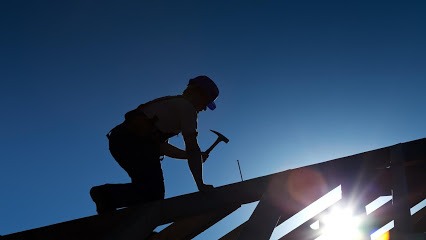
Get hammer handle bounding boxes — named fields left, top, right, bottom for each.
left=205, top=139, right=221, bottom=155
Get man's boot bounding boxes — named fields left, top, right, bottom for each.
left=90, top=184, right=117, bottom=214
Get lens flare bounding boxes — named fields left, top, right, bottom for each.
left=319, top=207, right=362, bottom=240
left=375, top=231, right=390, bottom=240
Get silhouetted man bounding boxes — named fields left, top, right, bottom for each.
left=90, top=76, right=219, bottom=214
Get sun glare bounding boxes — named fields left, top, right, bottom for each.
left=375, top=231, right=390, bottom=240
left=317, top=207, right=362, bottom=240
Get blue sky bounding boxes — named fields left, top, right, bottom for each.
left=1, top=0, right=425, bottom=238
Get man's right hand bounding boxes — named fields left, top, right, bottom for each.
left=198, top=183, right=214, bottom=192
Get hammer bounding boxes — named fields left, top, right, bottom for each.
left=205, top=129, right=229, bottom=155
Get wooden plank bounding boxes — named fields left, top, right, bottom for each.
left=237, top=192, right=281, bottom=240
left=3, top=138, right=425, bottom=240
left=149, top=204, right=240, bottom=240
left=412, top=202, right=426, bottom=232
left=390, top=144, right=413, bottom=239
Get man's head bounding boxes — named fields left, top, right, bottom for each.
left=184, top=75, right=219, bottom=112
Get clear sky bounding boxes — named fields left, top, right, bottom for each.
left=1, top=0, right=425, bottom=239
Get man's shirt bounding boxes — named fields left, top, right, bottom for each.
left=142, top=96, right=198, bottom=137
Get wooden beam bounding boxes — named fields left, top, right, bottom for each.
left=218, top=220, right=245, bottom=240
left=413, top=206, right=426, bottom=232
left=237, top=192, right=281, bottom=240
left=3, top=138, right=425, bottom=240
left=390, top=144, right=413, bottom=239
left=149, top=204, right=240, bottom=240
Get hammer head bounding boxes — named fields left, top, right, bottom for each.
left=210, top=129, right=229, bottom=143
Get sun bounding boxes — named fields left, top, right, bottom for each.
left=316, top=207, right=363, bottom=240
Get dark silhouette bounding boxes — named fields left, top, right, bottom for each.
left=90, top=76, right=219, bottom=214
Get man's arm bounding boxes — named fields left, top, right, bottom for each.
left=182, top=132, right=213, bottom=191
left=160, top=142, right=187, bottom=159
left=160, top=142, right=209, bottom=161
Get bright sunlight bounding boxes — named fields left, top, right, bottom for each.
left=316, top=207, right=363, bottom=240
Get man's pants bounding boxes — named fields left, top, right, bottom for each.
left=98, top=129, right=165, bottom=209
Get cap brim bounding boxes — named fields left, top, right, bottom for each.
left=207, top=102, right=216, bottom=110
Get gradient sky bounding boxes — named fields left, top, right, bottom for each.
left=1, top=1, right=425, bottom=239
